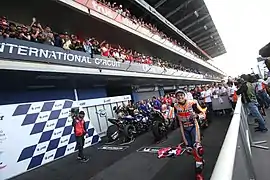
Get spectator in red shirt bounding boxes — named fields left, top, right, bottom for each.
left=100, top=41, right=111, bottom=57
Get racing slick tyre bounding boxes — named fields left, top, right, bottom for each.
left=123, top=124, right=136, bottom=140
left=152, top=121, right=166, bottom=141
left=107, top=125, right=120, bottom=142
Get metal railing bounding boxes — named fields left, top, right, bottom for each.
left=211, top=97, right=269, bottom=180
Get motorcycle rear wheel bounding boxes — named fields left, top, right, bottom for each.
left=107, top=125, right=120, bottom=142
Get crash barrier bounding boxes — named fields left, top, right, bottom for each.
left=210, top=97, right=269, bottom=180
left=63, top=0, right=223, bottom=75
left=0, top=99, right=100, bottom=180
left=0, top=37, right=214, bottom=80
left=0, top=95, right=130, bottom=180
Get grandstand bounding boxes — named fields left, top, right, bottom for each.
left=112, top=0, right=226, bottom=58
left=0, top=0, right=225, bottom=77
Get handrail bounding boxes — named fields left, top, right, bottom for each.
left=210, top=97, right=242, bottom=180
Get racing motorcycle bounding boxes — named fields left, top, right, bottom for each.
left=133, top=109, right=152, bottom=133
left=151, top=105, right=177, bottom=142
left=106, top=106, right=136, bottom=143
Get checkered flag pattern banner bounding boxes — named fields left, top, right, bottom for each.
left=11, top=100, right=100, bottom=171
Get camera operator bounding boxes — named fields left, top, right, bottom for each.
left=236, top=74, right=268, bottom=132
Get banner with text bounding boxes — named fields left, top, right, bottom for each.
left=0, top=99, right=101, bottom=180
left=0, top=37, right=203, bottom=79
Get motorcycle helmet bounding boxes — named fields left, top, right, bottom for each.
left=175, top=89, right=186, bottom=96
left=175, top=89, right=187, bottom=103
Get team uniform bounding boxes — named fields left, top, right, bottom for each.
left=174, top=90, right=205, bottom=180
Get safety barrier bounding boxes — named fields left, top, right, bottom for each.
left=210, top=97, right=269, bottom=180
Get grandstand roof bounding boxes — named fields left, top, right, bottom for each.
left=259, top=42, right=270, bottom=57
left=115, top=0, right=226, bottom=59
left=143, top=0, right=226, bottom=58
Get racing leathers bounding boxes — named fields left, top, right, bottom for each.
left=174, top=99, right=205, bottom=178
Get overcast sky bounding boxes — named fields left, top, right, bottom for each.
left=204, top=0, right=269, bottom=77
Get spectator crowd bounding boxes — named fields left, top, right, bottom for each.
left=0, top=12, right=219, bottom=79
left=95, top=0, right=206, bottom=60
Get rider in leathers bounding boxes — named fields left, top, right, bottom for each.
left=174, top=89, right=205, bottom=180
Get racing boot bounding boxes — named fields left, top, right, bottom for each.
left=196, top=173, right=204, bottom=180
left=193, top=143, right=204, bottom=180
left=195, top=160, right=205, bottom=180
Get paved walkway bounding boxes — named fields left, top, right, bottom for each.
left=250, top=110, right=270, bottom=180
left=10, top=115, right=231, bottom=180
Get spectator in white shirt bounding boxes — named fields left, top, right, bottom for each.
left=227, top=82, right=237, bottom=109
left=218, top=84, right=227, bottom=96
left=184, top=87, right=193, bottom=100
left=256, top=78, right=270, bottom=108
left=203, top=86, right=213, bottom=118
left=200, top=86, right=206, bottom=101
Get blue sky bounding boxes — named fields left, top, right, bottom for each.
left=204, top=0, right=270, bottom=77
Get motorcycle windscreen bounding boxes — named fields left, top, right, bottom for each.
left=96, top=105, right=109, bottom=135
left=104, top=104, right=115, bottom=127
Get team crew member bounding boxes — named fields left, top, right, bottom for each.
left=72, top=111, right=89, bottom=162
left=174, top=90, right=205, bottom=180
left=152, top=96, right=162, bottom=111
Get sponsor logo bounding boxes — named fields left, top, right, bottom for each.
left=123, top=96, right=130, bottom=100
left=85, top=139, right=91, bottom=145
left=142, top=64, right=148, bottom=71
left=0, top=42, right=92, bottom=64
left=0, top=130, right=7, bottom=144
left=137, top=147, right=161, bottom=154
left=39, top=114, right=48, bottom=119
left=0, top=152, right=7, bottom=170
left=98, top=145, right=129, bottom=151
left=53, top=130, right=62, bottom=136
left=94, top=58, right=121, bottom=67
left=97, top=109, right=107, bottom=117
left=67, top=146, right=75, bottom=152
left=60, top=139, right=68, bottom=144
left=37, top=145, right=47, bottom=152
left=80, top=102, right=86, bottom=106
left=46, top=122, right=55, bottom=128
left=104, top=98, right=111, bottom=103
left=54, top=103, right=62, bottom=108
left=44, top=154, right=54, bottom=160
left=0, top=116, right=3, bottom=120
left=61, top=111, right=69, bottom=116
left=31, top=106, right=41, bottom=111
left=91, top=0, right=116, bottom=19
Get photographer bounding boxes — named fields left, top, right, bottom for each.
left=236, top=74, right=268, bottom=132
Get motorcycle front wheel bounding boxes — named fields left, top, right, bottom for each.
left=152, top=121, right=166, bottom=141
left=123, top=124, right=136, bottom=140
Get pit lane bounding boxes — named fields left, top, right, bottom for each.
left=10, top=115, right=231, bottom=180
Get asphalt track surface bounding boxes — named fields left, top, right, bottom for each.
left=11, top=115, right=231, bottom=180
